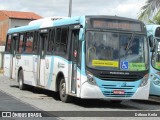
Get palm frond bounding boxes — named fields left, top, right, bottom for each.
left=138, top=0, right=160, bottom=21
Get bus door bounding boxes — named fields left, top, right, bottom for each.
left=37, top=32, right=47, bottom=86
left=70, top=29, right=80, bottom=94
left=11, top=34, right=19, bottom=79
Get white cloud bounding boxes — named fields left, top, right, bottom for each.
left=0, top=0, right=146, bottom=19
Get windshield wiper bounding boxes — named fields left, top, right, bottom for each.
left=125, top=33, right=135, bottom=51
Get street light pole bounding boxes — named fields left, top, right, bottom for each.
left=68, top=0, right=72, bottom=17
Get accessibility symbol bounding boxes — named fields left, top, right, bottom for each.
left=121, top=61, right=128, bottom=70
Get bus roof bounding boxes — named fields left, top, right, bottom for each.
left=8, top=16, right=83, bottom=34
left=7, top=15, right=143, bottom=34
left=8, top=23, right=41, bottom=34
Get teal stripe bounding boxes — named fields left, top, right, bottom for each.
left=47, top=56, right=54, bottom=89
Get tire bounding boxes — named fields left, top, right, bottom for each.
left=18, top=70, right=26, bottom=90
left=59, top=78, right=72, bottom=103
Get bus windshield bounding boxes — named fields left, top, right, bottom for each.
left=152, top=39, right=160, bottom=70
left=86, top=31, right=148, bottom=71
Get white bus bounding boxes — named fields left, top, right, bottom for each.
left=4, top=16, right=150, bottom=103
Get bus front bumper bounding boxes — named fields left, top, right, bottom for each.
left=80, top=80, right=150, bottom=100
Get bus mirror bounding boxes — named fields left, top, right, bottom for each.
left=79, top=28, right=84, bottom=41
left=149, top=35, right=153, bottom=47
left=148, top=35, right=154, bottom=52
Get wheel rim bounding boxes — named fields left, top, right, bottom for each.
left=19, top=77, right=23, bottom=87
left=61, top=82, right=66, bottom=97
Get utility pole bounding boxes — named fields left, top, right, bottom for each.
left=68, top=0, right=72, bottom=17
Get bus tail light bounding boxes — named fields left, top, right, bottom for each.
left=139, top=74, right=149, bottom=87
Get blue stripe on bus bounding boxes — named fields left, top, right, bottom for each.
left=46, top=56, right=54, bottom=89
left=46, top=56, right=72, bottom=89
left=8, top=24, right=40, bottom=33
left=53, top=16, right=81, bottom=26
left=81, top=41, right=86, bottom=76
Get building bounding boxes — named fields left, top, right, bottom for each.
left=0, top=10, right=42, bottom=45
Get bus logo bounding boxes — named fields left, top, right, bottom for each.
left=121, top=61, right=128, bottom=70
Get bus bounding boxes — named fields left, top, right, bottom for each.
left=4, top=15, right=150, bottom=103
left=146, top=24, right=160, bottom=96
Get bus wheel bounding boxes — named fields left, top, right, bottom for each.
left=18, top=70, right=26, bottom=90
left=59, top=78, right=72, bottom=103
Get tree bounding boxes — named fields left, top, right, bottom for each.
left=138, top=0, right=160, bottom=24
left=149, top=11, right=160, bottom=24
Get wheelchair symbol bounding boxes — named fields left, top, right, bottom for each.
left=121, top=61, right=128, bottom=70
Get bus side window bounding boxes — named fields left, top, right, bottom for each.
left=5, top=34, right=12, bottom=53
left=55, top=28, right=61, bottom=53
left=33, top=31, right=39, bottom=53
left=17, top=34, right=24, bottom=53
left=47, top=29, right=55, bottom=53
left=55, top=27, right=68, bottom=55
left=61, top=28, right=68, bottom=53
left=25, top=32, right=33, bottom=53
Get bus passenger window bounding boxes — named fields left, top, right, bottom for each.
left=55, top=28, right=68, bottom=54
left=61, top=28, right=68, bottom=53
left=18, top=34, right=24, bottom=53
left=33, top=32, right=39, bottom=53
left=47, top=29, right=55, bottom=53
left=5, top=35, right=11, bottom=52
left=25, top=32, right=33, bottom=53
left=55, top=28, right=61, bottom=52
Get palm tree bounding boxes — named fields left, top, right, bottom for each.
left=149, top=11, right=160, bottom=24
left=138, top=0, right=160, bottom=23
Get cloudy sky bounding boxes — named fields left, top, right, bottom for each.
left=0, top=0, right=146, bottom=19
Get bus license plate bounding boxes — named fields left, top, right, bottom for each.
left=113, top=90, right=125, bottom=95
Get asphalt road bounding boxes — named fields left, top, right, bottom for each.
left=0, top=74, right=160, bottom=120
left=0, top=90, right=59, bottom=120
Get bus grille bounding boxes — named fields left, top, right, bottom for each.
left=97, top=74, right=141, bottom=81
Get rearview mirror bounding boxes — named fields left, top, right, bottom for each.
left=148, top=35, right=155, bottom=52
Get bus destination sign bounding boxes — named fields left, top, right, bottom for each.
left=91, top=19, right=142, bottom=32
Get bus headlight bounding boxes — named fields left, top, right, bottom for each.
left=153, top=80, right=160, bottom=86
left=152, top=72, right=160, bottom=86
left=139, top=74, right=149, bottom=87
left=86, top=71, right=96, bottom=85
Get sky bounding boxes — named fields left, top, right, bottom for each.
left=0, top=0, right=146, bottom=19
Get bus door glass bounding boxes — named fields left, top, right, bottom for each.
left=4, top=34, right=12, bottom=77
left=38, top=32, right=48, bottom=86
left=11, top=34, right=19, bottom=79
left=70, top=29, right=79, bottom=93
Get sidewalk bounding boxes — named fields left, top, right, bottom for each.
left=0, top=68, right=3, bottom=74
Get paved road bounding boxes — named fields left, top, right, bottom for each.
left=0, top=90, right=59, bottom=120
left=0, top=74, right=160, bottom=120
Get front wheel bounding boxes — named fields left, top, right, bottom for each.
left=59, top=78, right=72, bottom=103
left=18, top=70, right=26, bottom=90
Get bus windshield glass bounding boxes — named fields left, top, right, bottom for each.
left=152, top=39, right=160, bottom=70
left=86, top=31, right=148, bottom=71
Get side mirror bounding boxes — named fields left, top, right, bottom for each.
left=148, top=35, right=155, bottom=52
left=149, top=35, right=153, bottom=47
